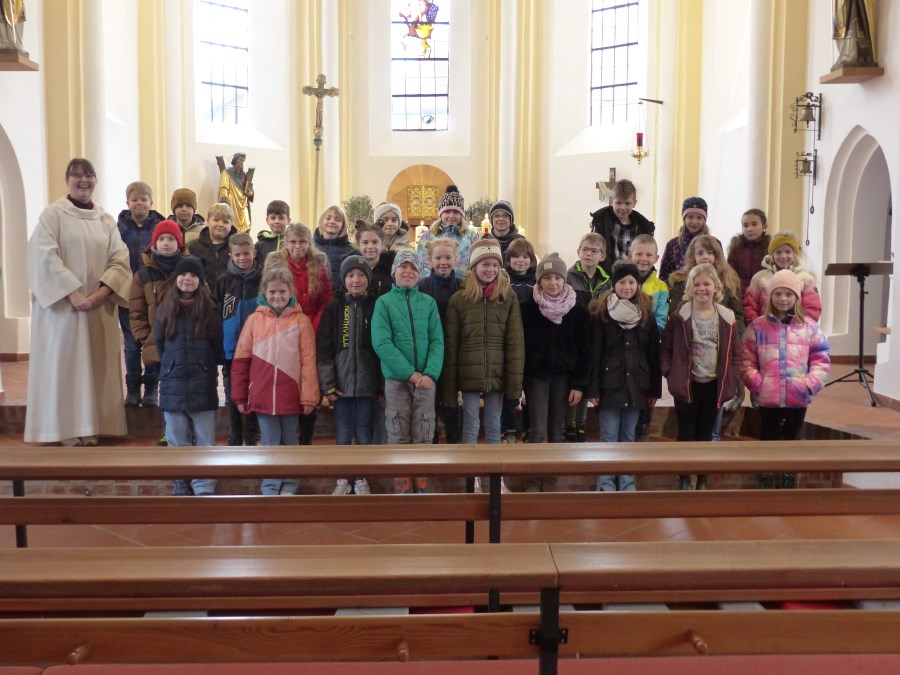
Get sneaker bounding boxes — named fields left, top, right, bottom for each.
left=634, top=422, right=650, bottom=443
left=332, top=479, right=353, bottom=495
left=395, top=477, right=413, bottom=494
left=781, top=473, right=797, bottom=489
left=500, top=478, right=512, bottom=494
left=575, top=426, right=588, bottom=443
left=415, top=477, right=430, bottom=494
left=172, top=479, right=193, bottom=496
left=80, top=435, right=99, bottom=447
left=354, top=478, right=371, bottom=495
left=758, top=473, right=776, bottom=489
left=563, top=426, right=577, bottom=443
left=156, top=434, right=168, bottom=447
left=124, top=388, right=141, bottom=407
left=473, top=477, right=483, bottom=493
left=60, top=437, right=83, bottom=447
left=502, top=431, right=517, bottom=444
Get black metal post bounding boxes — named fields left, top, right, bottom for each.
left=14, top=480, right=27, bottom=548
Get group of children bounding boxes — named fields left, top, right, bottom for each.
left=117, top=179, right=830, bottom=496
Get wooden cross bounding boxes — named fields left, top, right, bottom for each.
left=301, top=73, right=340, bottom=149
left=596, top=167, right=617, bottom=205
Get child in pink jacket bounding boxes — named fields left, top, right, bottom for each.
left=742, top=269, right=830, bottom=489
left=743, top=232, right=821, bottom=325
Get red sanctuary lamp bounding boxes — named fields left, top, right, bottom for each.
left=631, top=101, right=649, bottom=164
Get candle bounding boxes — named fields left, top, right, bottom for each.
left=636, top=132, right=644, bottom=148
left=481, top=212, right=491, bottom=235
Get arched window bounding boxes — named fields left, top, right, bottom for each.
left=590, top=0, right=640, bottom=126
left=390, top=0, right=450, bottom=131
left=197, top=0, right=249, bottom=125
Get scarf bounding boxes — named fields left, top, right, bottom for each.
left=482, top=280, right=497, bottom=299
left=532, top=284, right=576, bottom=324
left=227, top=259, right=257, bottom=278
left=607, top=294, right=642, bottom=329
left=153, top=250, right=181, bottom=276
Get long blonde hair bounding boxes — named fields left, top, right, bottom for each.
left=266, top=222, right=327, bottom=296
left=460, top=267, right=512, bottom=303
left=669, top=235, right=741, bottom=300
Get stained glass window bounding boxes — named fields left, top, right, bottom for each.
left=391, top=0, right=450, bottom=131
left=590, top=0, right=640, bottom=126
left=197, top=0, right=249, bottom=125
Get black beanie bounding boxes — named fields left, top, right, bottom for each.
left=611, top=262, right=641, bottom=287
left=173, top=255, right=205, bottom=285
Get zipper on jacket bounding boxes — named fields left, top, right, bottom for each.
left=272, top=313, right=279, bottom=413
left=406, top=290, right=418, bottom=373
left=682, top=317, right=692, bottom=404
left=483, top=298, right=489, bottom=393
left=716, top=321, right=733, bottom=410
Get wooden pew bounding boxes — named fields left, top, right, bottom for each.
left=0, top=543, right=559, bottom=670
left=548, top=539, right=900, bottom=659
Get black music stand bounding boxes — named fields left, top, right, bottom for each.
left=824, top=261, right=893, bottom=407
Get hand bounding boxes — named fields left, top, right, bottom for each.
left=647, top=397, right=658, bottom=408
left=301, top=404, right=315, bottom=415
left=68, top=291, right=91, bottom=311
left=588, top=398, right=599, bottom=407
left=416, top=375, right=434, bottom=390
left=568, top=389, right=583, bottom=406
left=236, top=403, right=246, bottom=414
left=326, top=391, right=342, bottom=404
left=86, top=286, right=112, bottom=310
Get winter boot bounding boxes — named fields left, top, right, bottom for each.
left=575, top=425, right=588, bottom=443
left=758, top=473, right=776, bottom=489
left=781, top=473, right=797, bottom=489
left=564, top=426, right=577, bottom=443
left=140, top=376, right=159, bottom=407
left=124, top=374, right=141, bottom=407
left=298, top=410, right=317, bottom=445
left=695, top=474, right=708, bottom=490
left=679, top=474, right=693, bottom=490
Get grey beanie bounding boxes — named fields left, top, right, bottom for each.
left=374, top=202, right=403, bottom=224
left=391, top=248, right=424, bottom=277
left=340, top=254, right=373, bottom=285
left=535, top=253, right=568, bottom=281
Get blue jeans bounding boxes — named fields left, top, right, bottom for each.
left=257, top=413, right=300, bottom=495
left=595, top=407, right=640, bottom=492
left=461, top=391, right=503, bottom=444
left=119, top=306, right=158, bottom=386
left=333, top=396, right=375, bottom=445
left=164, top=410, right=217, bottom=495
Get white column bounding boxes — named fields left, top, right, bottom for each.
left=746, top=0, right=772, bottom=206
left=497, top=0, right=518, bottom=200
left=81, top=0, right=107, bottom=180
left=652, top=0, right=676, bottom=234
left=164, top=0, right=184, bottom=192
left=321, top=0, right=340, bottom=211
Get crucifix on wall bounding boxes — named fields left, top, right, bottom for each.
left=301, top=73, right=339, bottom=219
left=596, top=167, right=617, bottom=205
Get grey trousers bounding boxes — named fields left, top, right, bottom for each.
left=384, top=379, right=436, bottom=445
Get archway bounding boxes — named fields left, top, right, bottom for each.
left=821, top=127, right=891, bottom=357
left=0, top=121, right=31, bottom=358
left=385, top=164, right=456, bottom=228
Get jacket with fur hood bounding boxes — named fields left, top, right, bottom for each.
left=743, top=251, right=821, bottom=325
left=660, top=301, right=742, bottom=407
left=230, top=299, right=320, bottom=415
left=129, top=244, right=188, bottom=366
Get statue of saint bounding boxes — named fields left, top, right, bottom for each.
left=832, top=0, right=877, bottom=69
left=0, top=0, right=26, bottom=53
left=216, top=152, right=254, bottom=233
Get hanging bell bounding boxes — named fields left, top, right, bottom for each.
left=799, top=104, right=816, bottom=125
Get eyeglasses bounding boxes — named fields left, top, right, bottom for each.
left=579, top=247, right=603, bottom=255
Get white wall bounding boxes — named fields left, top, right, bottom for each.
left=697, top=0, right=751, bottom=242
left=0, top=0, right=47, bottom=354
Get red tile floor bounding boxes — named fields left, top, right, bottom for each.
left=2, top=360, right=900, bottom=549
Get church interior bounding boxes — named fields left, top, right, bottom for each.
left=2, top=0, right=900, bottom=671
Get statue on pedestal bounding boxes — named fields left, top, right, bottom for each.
left=832, top=0, right=877, bottom=69
left=216, top=152, right=254, bottom=233
left=0, top=0, right=26, bottom=54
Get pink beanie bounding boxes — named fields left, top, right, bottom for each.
left=769, top=269, right=802, bottom=298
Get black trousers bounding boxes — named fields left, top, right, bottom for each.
left=758, top=406, right=807, bottom=441
left=674, top=380, right=719, bottom=442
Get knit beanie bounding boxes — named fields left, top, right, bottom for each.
left=768, top=269, right=802, bottom=298
left=173, top=255, right=205, bottom=284
left=374, top=202, right=403, bottom=224
left=170, top=188, right=198, bottom=213
left=535, top=253, right=568, bottom=281
left=468, top=239, right=503, bottom=269
left=152, top=220, right=184, bottom=249
left=438, top=184, right=465, bottom=218
left=611, top=262, right=641, bottom=287
left=340, top=254, right=373, bottom=286
left=391, top=249, right=424, bottom=277
left=489, top=199, right=514, bottom=225
left=682, top=196, right=708, bottom=220
left=768, top=232, right=801, bottom=256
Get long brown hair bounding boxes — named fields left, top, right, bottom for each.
left=266, top=222, right=328, bottom=296
left=155, top=276, right=218, bottom=341
left=669, top=235, right=741, bottom=299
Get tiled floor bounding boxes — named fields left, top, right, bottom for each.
left=2, top=360, right=900, bottom=549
